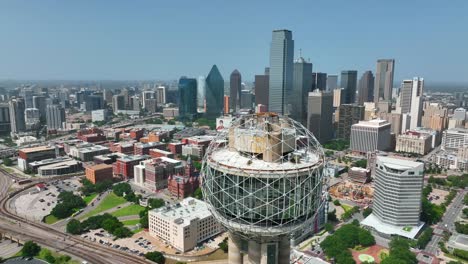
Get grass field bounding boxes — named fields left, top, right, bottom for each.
left=80, top=192, right=127, bottom=219
left=44, top=214, right=59, bottom=224
left=111, top=204, right=145, bottom=217
left=37, top=248, right=80, bottom=264
left=83, top=193, right=98, bottom=205
left=132, top=228, right=144, bottom=234
left=341, top=204, right=353, bottom=212
left=122, top=219, right=141, bottom=226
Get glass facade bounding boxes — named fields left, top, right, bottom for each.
left=269, top=30, right=294, bottom=115
left=205, top=65, right=224, bottom=117
left=340, top=70, right=358, bottom=104
left=178, top=77, right=198, bottom=120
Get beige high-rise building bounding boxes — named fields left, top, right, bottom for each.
left=374, top=59, right=395, bottom=103
left=421, top=102, right=448, bottom=132
left=148, top=198, right=222, bottom=252
left=364, top=102, right=377, bottom=121
left=396, top=131, right=432, bottom=155
left=333, top=88, right=343, bottom=108
left=379, top=112, right=402, bottom=135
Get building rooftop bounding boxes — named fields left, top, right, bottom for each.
left=377, top=156, right=423, bottom=171
left=78, top=145, right=109, bottom=154
left=29, top=157, right=73, bottom=167
left=19, top=145, right=57, bottom=153
left=151, top=198, right=212, bottom=227
left=88, top=163, right=113, bottom=171
left=361, top=213, right=424, bottom=239
left=353, top=119, right=390, bottom=128
left=118, top=154, right=150, bottom=162
left=37, top=159, right=80, bottom=170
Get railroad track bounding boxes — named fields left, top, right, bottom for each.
left=0, top=171, right=149, bottom=264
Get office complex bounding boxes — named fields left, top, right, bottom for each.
left=441, top=128, right=468, bottom=151
left=178, top=77, right=198, bottom=120
left=374, top=59, right=395, bottom=102
left=337, top=104, right=364, bottom=140
left=9, top=97, right=26, bottom=134
left=254, top=74, right=269, bottom=109
left=201, top=113, right=325, bottom=264
left=32, top=95, right=47, bottom=119
left=112, top=94, right=125, bottom=112
left=311, top=72, right=327, bottom=91
left=307, top=90, right=333, bottom=144
left=156, top=86, right=167, bottom=105
left=291, top=57, right=312, bottom=125
left=205, top=65, right=224, bottom=117
left=362, top=156, right=424, bottom=239
left=357, top=71, right=374, bottom=104
left=396, top=131, right=432, bottom=155
left=230, top=69, right=242, bottom=112
left=46, top=104, right=65, bottom=130
left=327, top=74, right=338, bottom=91
left=350, top=119, right=391, bottom=154
left=269, top=29, right=294, bottom=115
left=197, top=76, right=206, bottom=109
left=341, top=70, right=358, bottom=104
left=149, top=198, right=222, bottom=252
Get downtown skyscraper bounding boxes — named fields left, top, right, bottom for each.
left=9, top=97, right=26, bottom=134
left=291, top=57, right=312, bottom=125
left=268, top=29, right=294, bottom=115
left=178, top=77, right=198, bottom=120
left=229, top=70, right=242, bottom=112
left=374, top=59, right=395, bottom=103
left=341, top=70, right=358, bottom=104
left=357, top=71, right=375, bottom=105
left=205, top=65, right=224, bottom=118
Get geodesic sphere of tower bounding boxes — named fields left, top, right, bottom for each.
left=201, top=113, right=325, bottom=239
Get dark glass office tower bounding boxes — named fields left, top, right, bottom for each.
left=269, top=30, right=294, bottom=115
left=312, top=72, right=327, bottom=91
left=291, top=57, right=312, bottom=126
left=205, top=65, right=224, bottom=118
left=357, top=71, right=375, bottom=105
left=178, top=77, right=198, bottom=120
left=230, top=70, right=242, bottom=112
left=341, top=70, right=358, bottom=104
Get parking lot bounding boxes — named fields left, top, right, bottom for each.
left=82, top=228, right=224, bottom=257
left=13, top=179, right=82, bottom=221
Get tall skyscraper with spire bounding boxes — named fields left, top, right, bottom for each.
left=291, top=57, right=312, bottom=125
left=374, top=59, right=395, bottom=103
left=205, top=65, right=224, bottom=118
left=229, top=70, right=242, bottom=112
left=269, top=29, right=294, bottom=115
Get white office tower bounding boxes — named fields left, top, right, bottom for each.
left=197, top=76, right=206, bottom=109
left=400, top=77, right=424, bottom=130
left=350, top=119, right=391, bottom=154
left=361, top=156, right=424, bottom=239
left=24, top=108, right=40, bottom=130
left=453, top=108, right=467, bottom=121
left=201, top=113, right=326, bottom=264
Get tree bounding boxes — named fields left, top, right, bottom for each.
left=218, top=238, right=228, bottom=253
left=363, top=207, right=372, bottom=218
left=167, top=120, right=176, bottom=125
left=148, top=198, right=165, bottom=209
left=102, top=218, right=122, bottom=233
left=145, top=251, right=165, bottom=264
left=22, top=241, right=41, bottom=257
left=44, top=252, right=56, bottom=263
left=353, top=159, right=367, bottom=169
left=113, top=227, right=133, bottom=238
left=416, top=228, right=433, bottom=249
left=113, top=182, right=132, bottom=197
left=358, top=229, right=375, bottom=247
left=66, top=219, right=82, bottom=235
left=193, top=187, right=203, bottom=199
left=327, top=210, right=338, bottom=222
left=324, top=223, right=334, bottom=233
left=2, top=157, right=12, bottom=166
left=333, top=200, right=341, bottom=206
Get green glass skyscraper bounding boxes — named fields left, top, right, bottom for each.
left=178, top=77, right=198, bottom=120
left=205, top=65, right=224, bottom=118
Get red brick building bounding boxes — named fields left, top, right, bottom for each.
left=113, top=155, right=149, bottom=179
left=109, top=141, right=135, bottom=154
left=168, top=142, right=185, bottom=155
left=130, top=129, right=144, bottom=141
left=86, top=164, right=113, bottom=184
left=134, top=142, right=166, bottom=155
left=168, top=158, right=199, bottom=198
left=77, top=128, right=106, bottom=143
left=144, top=157, right=183, bottom=191
left=149, top=148, right=174, bottom=159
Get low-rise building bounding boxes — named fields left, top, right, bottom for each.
left=181, top=144, right=204, bottom=159
left=148, top=198, right=222, bottom=252
left=149, top=148, right=174, bottom=159
left=134, top=142, right=166, bottom=156
left=86, top=164, right=114, bottom=184
left=348, top=167, right=371, bottom=183
left=396, top=131, right=432, bottom=155
left=37, top=159, right=82, bottom=176
left=91, top=109, right=108, bottom=122
left=18, top=145, right=64, bottom=171
left=69, top=144, right=110, bottom=162
left=113, top=155, right=150, bottom=179
left=144, top=157, right=183, bottom=191
left=109, top=141, right=136, bottom=154
left=168, top=142, right=185, bottom=155
left=167, top=159, right=199, bottom=198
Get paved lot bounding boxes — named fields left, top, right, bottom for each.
left=0, top=239, right=21, bottom=258
left=3, top=257, right=48, bottom=264
left=13, top=179, right=82, bottom=221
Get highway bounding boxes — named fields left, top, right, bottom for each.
left=424, top=188, right=467, bottom=255
left=0, top=171, right=150, bottom=264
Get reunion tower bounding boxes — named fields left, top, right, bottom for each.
left=201, top=113, right=326, bottom=264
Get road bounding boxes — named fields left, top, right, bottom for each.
left=0, top=171, right=150, bottom=264
left=424, top=188, right=467, bottom=255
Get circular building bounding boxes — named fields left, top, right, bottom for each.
left=201, top=113, right=326, bottom=264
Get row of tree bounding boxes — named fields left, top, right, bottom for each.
left=381, top=238, right=417, bottom=264
left=50, top=191, right=86, bottom=219
left=67, top=213, right=133, bottom=238
left=80, top=178, right=113, bottom=196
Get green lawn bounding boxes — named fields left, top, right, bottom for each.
left=111, top=204, right=145, bottom=217
left=83, top=193, right=98, bottom=205
left=44, top=214, right=59, bottom=224
left=80, top=193, right=127, bottom=219
left=122, top=219, right=141, bottom=226
left=37, top=248, right=80, bottom=264
left=132, top=228, right=143, bottom=234
left=341, top=204, right=353, bottom=212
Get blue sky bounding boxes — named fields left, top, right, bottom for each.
left=0, top=0, right=467, bottom=83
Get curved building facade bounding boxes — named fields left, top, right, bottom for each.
left=201, top=113, right=325, bottom=264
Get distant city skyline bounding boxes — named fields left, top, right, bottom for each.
left=0, top=1, right=468, bottom=83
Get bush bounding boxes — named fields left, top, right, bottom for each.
left=353, top=159, right=367, bottom=169
left=145, top=251, right=165, bottom=263
left=218, top=237, right=228, bottom=253
left=455, top=222, right=468, bottom=234
left=2, top=157, right=12, bottom=166
left=44, top=253, right=56, bottom=263
left=363, top=207, right=372, bottom=218
left=193, top=187, right=203, bottom=199
left=333, top=200, right=341, bottom=206
left=22, top=241, right=41, bottom=257
left=453, top=248, right=468, bottom=261
left=416, top=228, right=433, bottom=249
left=66, top=219, right=82, bottom=235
